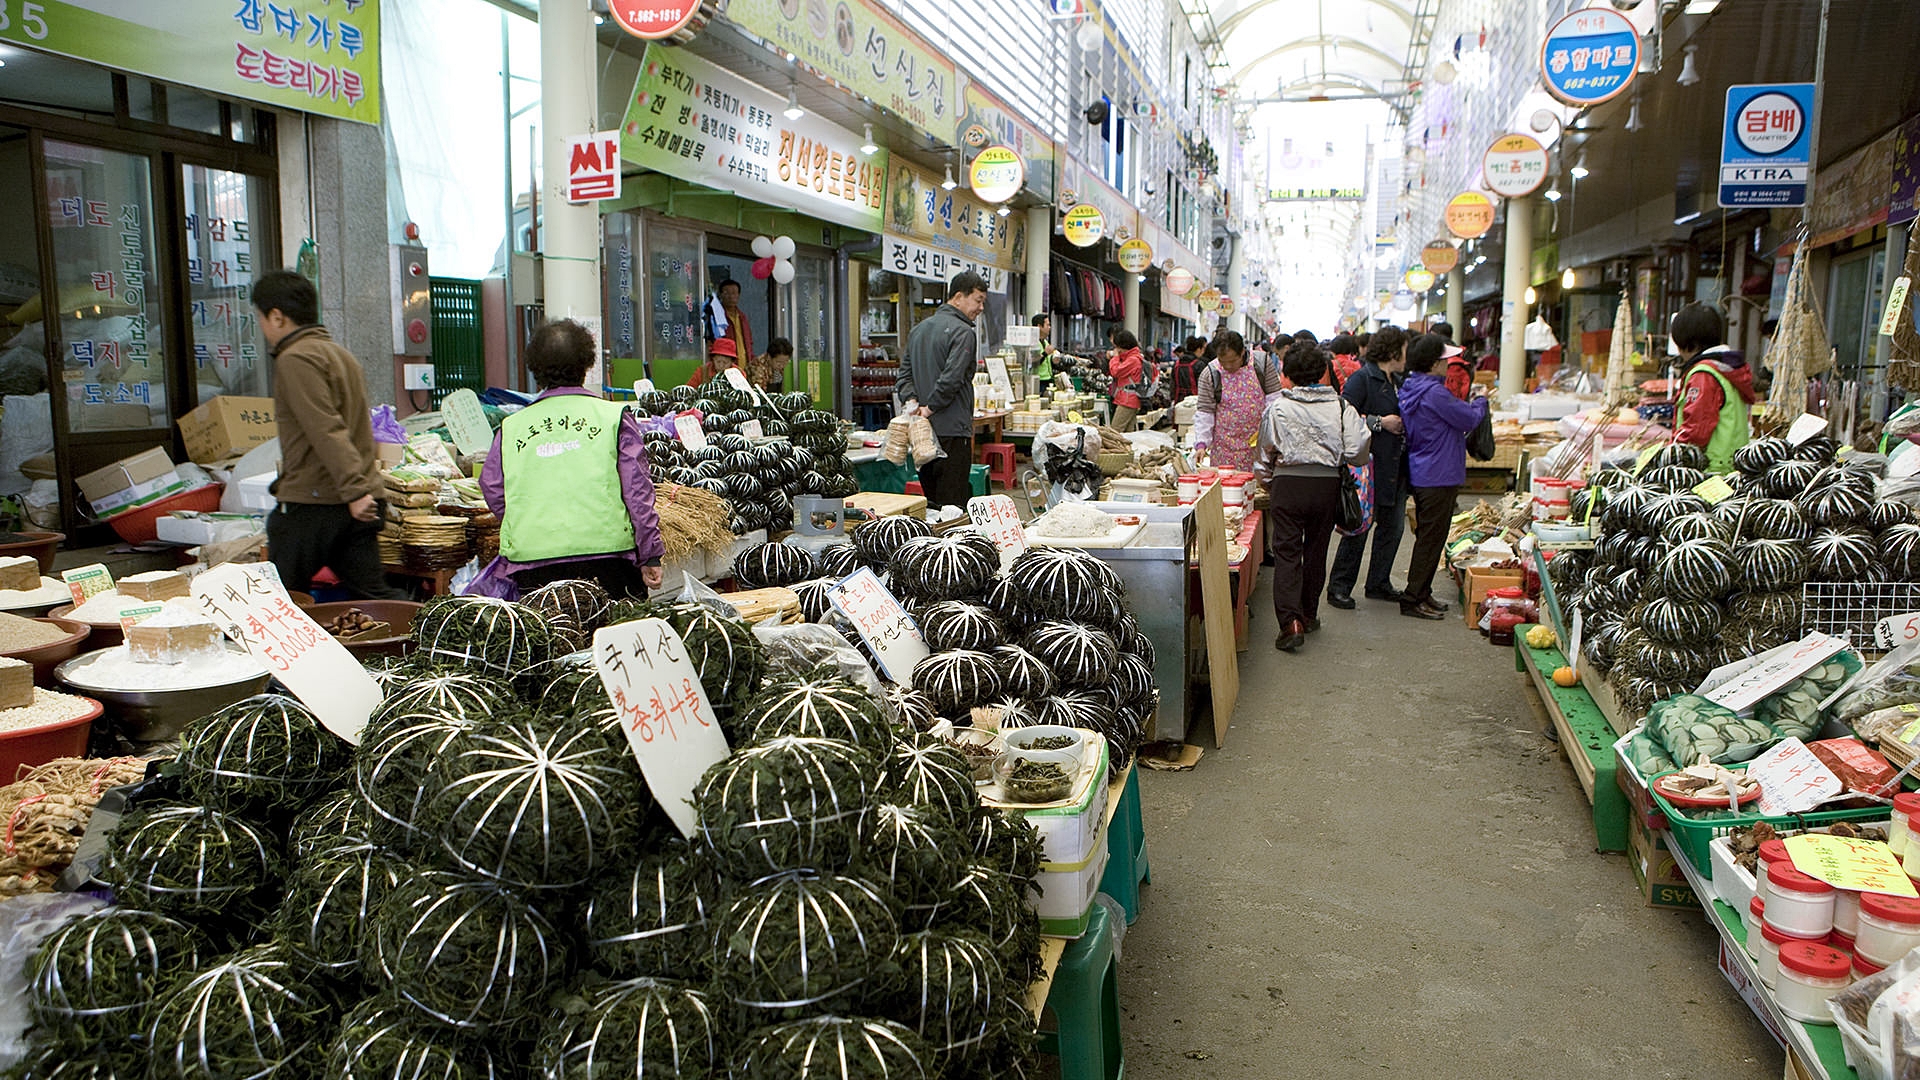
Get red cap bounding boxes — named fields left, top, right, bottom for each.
left=1895, top=792, right=1920, bottom=814
left=1778, top=940, right=1852, bottom=980
left=1757, top=839, right=1790, bottom=865
left=1769, top=865, right=1835, bottom=895
left=1749, top=897, right=1766, bottom=917
left=1856, top=954, right=1887, bottom=978
left=1830, top=928, right=1856, bottom=949
left=1861, top=891, right=1920, bottom=924
left=1761, top=920, right=1799, bottom=945
left=709, top=337, right=738, bottom=358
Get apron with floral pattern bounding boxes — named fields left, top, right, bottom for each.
left=1211, top=361, right=1265, bottom=473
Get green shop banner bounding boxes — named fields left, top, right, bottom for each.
left=0, top=0, right=381, bottom=126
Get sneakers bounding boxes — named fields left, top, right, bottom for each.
left=1274, top=620, right=1307, bottom=651
left=1326, top=593, right=1356, bottom=610
left=1399, top=599, right=1446, bottom=620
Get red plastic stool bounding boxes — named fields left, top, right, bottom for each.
left=980, top=443, right=1018, bottom=490
left=904, top=481, right=924, bottom=496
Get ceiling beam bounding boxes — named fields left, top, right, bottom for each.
left=1213, top=0, right=1414, bottom=42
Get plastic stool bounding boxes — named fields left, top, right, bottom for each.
left=1099, top=768, right=1150, bottom=924
left=1039, top=899, right=1124, bottom=1080
left=904, top=481, right=923, bottom=496
left=981, top=443, right=1018, bottom=490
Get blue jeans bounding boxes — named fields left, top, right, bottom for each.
left=1327, top=472, right=1405, bottom=598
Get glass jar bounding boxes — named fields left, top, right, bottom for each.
left=1855, top=892, right=1920, bottom=966
left=1761, top=865, right=1836, bottom=939
left=1775, top=940, right=1853, bottom=1024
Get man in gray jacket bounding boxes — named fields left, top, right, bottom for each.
left=896, top=271, right=987, bottom=511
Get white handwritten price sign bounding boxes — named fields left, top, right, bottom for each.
left=1749, top=737, right=1843, bottom=816
left=1703, top=631, right=1848, bottom=714
left=827, top=567, right=929, bottom=683
left=191, top=562, right=381, bottom=745
left=440, top=388, right=493, bottom=457
left=592, top=618, right=731, bottom=838
left=967, top=495, right=1027, bottom=570
left=673, top=413, right=709, bottom=450
left=1876, top=612, right=1920, bottom=650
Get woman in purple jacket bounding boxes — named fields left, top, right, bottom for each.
left=1396, top=333, right=1489, bottom=620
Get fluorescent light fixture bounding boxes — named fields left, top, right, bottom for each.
left=860, top=124, right=878, bottom=156
left=1543, top=187, right=1563, bottom=202
left=1524, top=286, right=1537, bottom=305
left=783, top=87, right=804, bottom=121
left=1570, top=153, right=1589, bottom=179
left=1562, top=268, right=1576, bottom=289
left=940, top=165, right=957, bottom=191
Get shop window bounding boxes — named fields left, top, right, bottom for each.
left=125, top=78, right=159, bottom=124
left=1827, top=246, right=1887, bottom=379
left=0, top=123, right=47, bottom=512
left=165, top=88, right=225, bottom=138
left=181, top=164, right=270, bottom=402
left=0, top=46, right=115, bottom=119
left=641, top=221, right=704, bottom=388
left=791, top=254, right=833, bottom=409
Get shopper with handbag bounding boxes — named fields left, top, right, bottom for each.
left=1398, top=333, right=1490, bottom=621
left=1253, top=345, right=1371, bottom=652
left=1326, top=326, right=1409, bottom=609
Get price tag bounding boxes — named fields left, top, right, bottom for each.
left=1692, top=475, right=1736, bottom=504
left=61, top=565, right=112, bottom=607
left=1749, top=737, right=1844, bottom=816
left=1633, top=446, right=1661, bottom=475
left=591, top=617, right=731, bottom=839
left=673, top=413, right=709, bottom=450
left=1785, top=833, right=1919, bottom=897
left=1882, top=276, right=1913, bottom=339
left=827, top=567, right=929, bottom=682
left=740, top=420, right=764, bottom=440
left=1703, top=631, right=1849, bottom=714
left=1787, top=413, right=1829, bottom=446
left=967, top=496, right=1028, bottom=570
left=116, top=603, right=164, bottom=633
left=723, top=367, right=752, bottom=392
left=634, top=379, right=656, bottom=395
left=192, top=562, right=381, bottom=745
left=440, top=388, right=493, bottom=457
left=1876, top=612, right=1920, bottom=650
left=986, top=356, right=1013, bottom=395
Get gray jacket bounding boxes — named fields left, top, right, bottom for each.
left=1253, top=385, right=1372, bottom=481
left=896, top=303, right=978, bottom=439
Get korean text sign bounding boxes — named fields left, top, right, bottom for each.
left=1540, top=7, right=1638, bottom=107
left=1720, top=83, right=1816, bottom=208
left=721, top=0, right=953, bottom=140
left=884, top=159, right=1023, bottom=273
left=881, top=232, right=1007, bottom=293
left=592, top=618, right=731, bottom=838
left=0, top=0, right=380, bottom=126
left=566, top=133, right=622, bottom=204
left=192, top=562, right=381, bottom=744
left=620, top=44, right=886, bottom=233
left=827, top=567, right=928, bottom=682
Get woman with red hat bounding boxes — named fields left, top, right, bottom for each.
left=696, top=336, right=740, bottom=385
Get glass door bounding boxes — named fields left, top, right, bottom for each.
left=0, top=124, right=52, bottom=525
left=180, top=163, right=271, bottom=402
left=642, top=220, right=705, bottom=388
left=791, top=253, right=833, bottom=410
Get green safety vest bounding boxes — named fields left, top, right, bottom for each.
left=499, top=395, right=635, bottom=562
left=1673, top=361, right=1750, bottom=475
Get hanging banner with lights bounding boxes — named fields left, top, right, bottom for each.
left=1483, top=134, right=1550, bottom=198
left=1421, top=241, right=1461, bottom=274
left=1540, top=7, right=1639, bottom=107
left=968, top=146, right=1025, bottom=204
left=1062, top=204, right=1106, bottom=247
left=1719, top=83, right=1817, bottom=208
left=1404, top=268, right=1436, bottom=292
left=1445, top=192, right=1496, bottom=240
left=1117, top=238, right=1155, bottom=274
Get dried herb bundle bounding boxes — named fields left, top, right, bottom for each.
left=352, top=711, right=469, bottom=851
left=289, top=787, right=375, bottom=866
left=965, top=808, right=1042, bottom=888
left=372, top=871, right=566, bottom=1030
left=413, top=597, right=559, bottom=684
left=878, top=738, right=978, bottom=828
left=742, top=674, right=896, bottom=751
left=103, top=805, right=284, bottom=921
left=275, top=841, right=405, bottom=973
left=920, top=865, right=1041, bottom=986
left=371, top=672, right=517, bottom=730
left=178, top=694, right=350, bottom=816
left=667, top=603, right=767, bottom=736
left=582, top=846, right=716, bottom=980
left=861, top=804, right=968, bottom=921
left=522, top=578, right=614, bottom=654
left=323, top=999, right=506, bottom=1080
left=425, top=712, right=646, bottom=890
left=28, top=907, right=203, bottom=1044
left=538, top=978, right=721, bottom=1080
left=732, top=1016, right=930, bottom=1080
left=710, top=871, right=899, bottom=1018
left=883, top=930, right=1003, bottom=1065
left=693, top=736, right=874, bottom=877
left=146, top=942, right=329, bottom=1080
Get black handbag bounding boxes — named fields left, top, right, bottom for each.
left=1467, top=408, right=1497, bottom=462
left=1336, top=402, right=1366, bottom=532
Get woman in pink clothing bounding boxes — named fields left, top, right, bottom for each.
left=1108, top=329, right=1145, bottom=429
left=1191, top=330, right=1282, bottom=473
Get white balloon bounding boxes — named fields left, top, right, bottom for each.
left=772, top=260, right=796, bottom=284
left=771, top=236, right=796, bottom=259
left=751, top=236, right=774, bottom=258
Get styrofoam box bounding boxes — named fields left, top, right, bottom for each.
left=1708, top=835, right=1758, bottom=912
left=235, top=471, right=277, bottom=512
left=1031, top=843, right=1110, bottom=938
left=154, top=513, right=264, bottom=547
left=1006, top=733, right=1110, bottom=871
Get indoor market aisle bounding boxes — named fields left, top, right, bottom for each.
left=1118, top=585, right=1780, bottom=1078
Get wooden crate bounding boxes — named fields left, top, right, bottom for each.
left=845, top=491, right=928, bottom=520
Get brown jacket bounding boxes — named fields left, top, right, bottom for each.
left=271, top=326, right=378, bottom=505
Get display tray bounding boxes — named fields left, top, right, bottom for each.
left=1023, top=519, right=1146, bottom=549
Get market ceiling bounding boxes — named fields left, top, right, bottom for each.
left=1208, top=0, right=1423, bottom=113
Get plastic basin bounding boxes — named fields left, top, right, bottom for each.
left=0, top=532, right=64, bottom=575
left=106, top=484, right=224, bottom=545
left=54, top=652, right=269, bottom=743
left=0, top=694, right=103, bottom=784
left=304, top=600, right=422, bottom=658
left=47, top=605, right=124, bottom=649
left=0, top=618, right=91, bottom=686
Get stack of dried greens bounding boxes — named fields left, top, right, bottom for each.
left=101, top=805, right=284, bottom=922
left=371, top=870, right=567, bottom=1030
left=27, top=907, right=204, bottom=1068
left=521, top=577, right=613, bottom=654
left=414, top=595, right=560, bottom=686
left=693, top=736, right=874, bottom=877
left=322, top=999, right=507, bottom=1079
left=178, top=694, right=350, bottom=816
left=582, top=845, right=717, bottom=980
left=146, top=942, right=330, bottom=1080
left=538, top=977, right=722, bottom=1080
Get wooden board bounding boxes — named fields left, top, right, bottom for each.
left=845, top=492, right=928, bottom=520
left=1024, top=938, right=1069, bottom=1021
left=1191, top=484, right=1239, bottom=749
left=1578, top=663, right=1632, bottom=737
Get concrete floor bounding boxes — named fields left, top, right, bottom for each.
left=1117, top=568, right=1783, bottom=1079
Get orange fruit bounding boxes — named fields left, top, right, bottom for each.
left=1552, top=666, right=1579, bottom=687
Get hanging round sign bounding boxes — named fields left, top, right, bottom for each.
left=1421, top=241, right=1461, bottom=274
left=1445, top=192, right=1496, bottom=239
left=1483, top=133, right=1550, bottom=198
left=1062, top=204, right=1105, bottom=247
left=1405, top=268, right=1436, bottom=292
left=1540, top=7, right=1639, bottom=106
left=608, top=0, right=704, bottom=40
left=1217, top=295, right=1236, bottom=318
left=1197, top=288, right=1222, bottom=312
left=1165, top=266, right=1195, bottom=295
left=1117, top=238, right=1155, bottom=274
left=968, top=146, right=1025, bottom=204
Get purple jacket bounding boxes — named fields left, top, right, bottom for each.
left=469, top=387, right=664, bottom=599
left=1398, top=371, right=1489, bottom=489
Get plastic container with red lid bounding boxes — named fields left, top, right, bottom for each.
left=1855, top=953, right=1886, bottom=980
left=1856, top=892, right=1920, bottom=965
left=1222, top=478, right=1248, bottom=506
left=1743, top=897, right=1766, bottom=960
left=1894, top=792, right=1920, bottom=858
left=1177, top=475, right=1200, bottom=504
left=1757, top=919, right=1798, bottom=988
left=1776, top=940, right=1853, bottom=1023
left=1762, top=865, right=1836, bottom=940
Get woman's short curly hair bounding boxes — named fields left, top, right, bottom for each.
left=526, top=320, right=597, bottom=389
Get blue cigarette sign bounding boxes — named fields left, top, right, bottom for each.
left=1541, top=8, right=1639, bottom=106
left=1720, top=83, right=1816, bottom=208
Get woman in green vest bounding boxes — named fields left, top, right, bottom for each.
left=476, top=320, right=666, bottom=600
left=1671, top=302, right=1757, bottom=474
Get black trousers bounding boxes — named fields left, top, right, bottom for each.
left=917, top=436, right=975, bottom=510
left=268, top=502, right=408, bottom=600
left=1405, top=485, right=1461, bottom=604
left=512, top=557, right=652, bottom=601
left=1327, top=471, right=1406, bottom=598
left=1266, top=475, right=1341, bottom=627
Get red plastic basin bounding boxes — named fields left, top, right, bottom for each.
left=106, top=484, right=224, bottom=545
left=0, top=694, right=103, bottom=784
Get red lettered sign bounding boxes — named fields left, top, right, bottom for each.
left=566, top=133, right=622, bottom=203
left=607, top=0, right=704, bottom=41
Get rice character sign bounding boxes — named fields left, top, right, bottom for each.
left=592, top=617, right=731, bottom=838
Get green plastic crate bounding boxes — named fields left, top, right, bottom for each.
left=1653, top=781, right=1890, bottom=871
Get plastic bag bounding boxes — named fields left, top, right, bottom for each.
left=370, top=404, right=408, bottom=446
left=1648, top=694, right=1778, bottom=764
left=1835, top=640, right=1920, bottom=724
left=1759, top=651, right=1861, bottom=740
left=752, top=620, right=885, bottom=698
left=0, top=892, right=107, bottom=1068
left=907, top=415, right=942, bottom=467
left=674, top=572, right=739, bottom=617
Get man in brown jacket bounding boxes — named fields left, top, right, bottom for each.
left=255, top=270, right=405, bottom=600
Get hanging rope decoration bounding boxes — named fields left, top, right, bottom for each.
left=733, top=1016, right=930, bottom=1080
left=521, top=578, right=614, bottom=654
left=693, top=736, right=875, bottom=877
left=413, top=597, right=560, bottom=684
left=178, top=694, right=350, bottom=817
left=582, top=846, right=717, bottom=980
left=274, top=841, right=405, bottom=974
left=323, top=999, right=509, bottom=1080
left=888, top=930, right=1005, bottom=1068
left=146, top=943, right=328, bottom=1080
left=102, top=806, right=284, bottom=921
left=742, top=674, right=896, bottom=750
left=710, top=870, right=900, bottom=1018
left=28, top=908, right=203, bottom=1048
left=538, top=978, right=722, bottom=1080
left=371, top=871, right=566, bottom=1031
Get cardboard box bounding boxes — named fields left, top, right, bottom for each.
left=1628, top=814, right=1698, bottom=909
left=178, top=396, right=276, bottom=464
left=1463, top=567, right=1525, bottom=628
left=75, top=447, right=185, bottom=517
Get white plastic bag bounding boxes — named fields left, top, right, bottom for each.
left=0, top=892, right=107, bottom=1068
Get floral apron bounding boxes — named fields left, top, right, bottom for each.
left=1211, top=362, right=1264, bottom=473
